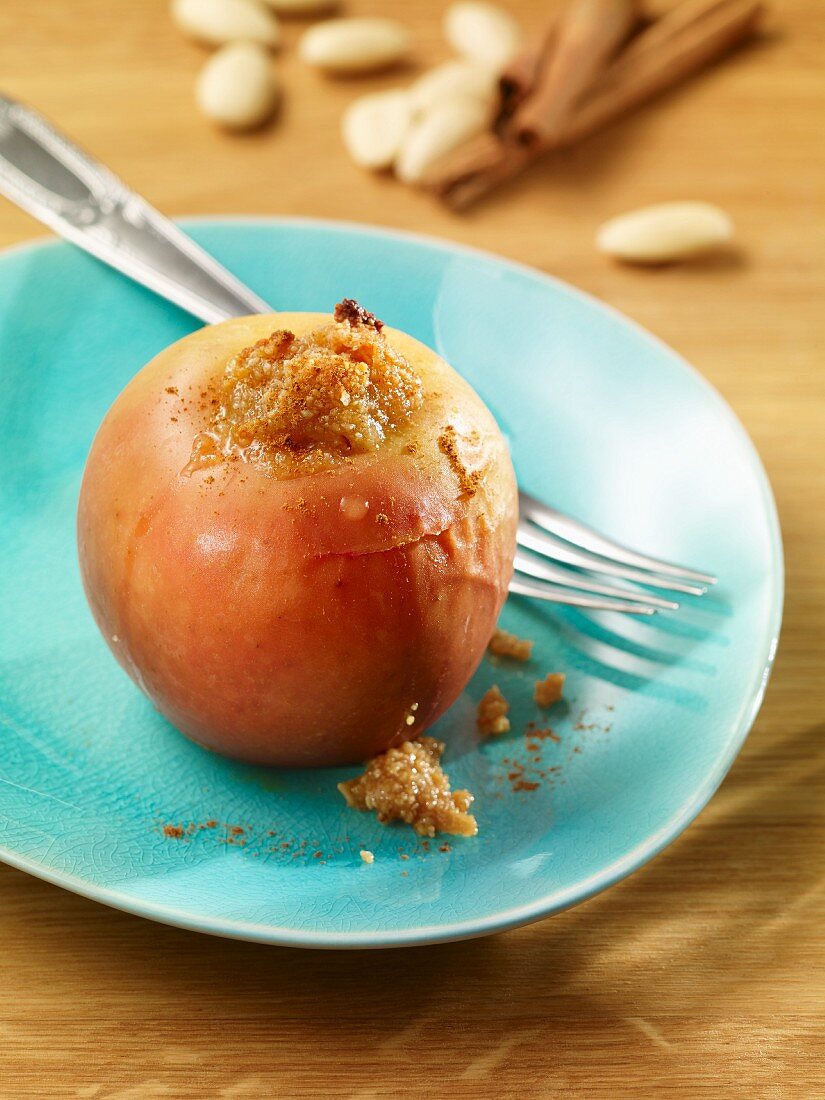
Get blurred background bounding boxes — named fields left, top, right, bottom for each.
left=0, top=3, right=820, bottom=402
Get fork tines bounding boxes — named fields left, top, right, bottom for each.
left=513, top=492, right=717, bottom=615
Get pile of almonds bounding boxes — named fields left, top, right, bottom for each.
left=171, top=0, right=419, bottom=130
left=170, top=0, right=522, bottom=159
left=342, top=3, right=523, bottom=183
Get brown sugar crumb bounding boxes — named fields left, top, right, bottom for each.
left=162, top=824, right=184, bottom=839
left=360, top=849, right=375, bottom=864
left=165, top=386, right=178, bottom=395
left=338, top=736, right=477, bottom=838
left=488, top=627, right=533, bottom=662
left=437, top=424, right=483, bottom=499
left=439, top=843, right=451, bottom=853
left=512, top=779, right=540, bottom=792
left=188, top=301, right=421, bottom=478
left=229, top=826, right=245, bottom=836
left=404, top=441, right=419, bottom=455
left=477, top=685, right=511, bottom=736
left=535, top=673, right=566, bottom=708
left=334, top=298, right=383, bottom=331
left=375, top=512, right=389, bottom=525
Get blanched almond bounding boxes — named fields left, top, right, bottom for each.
left=299, top=18, right=411, bottom=75
left=172, top=0, right=280, bottom=48
left=409, top=59, right=498, bottom=115
left=261, top=0, right=337, bottom=12
left=596, top=202, right=734, bottom=264
left=342, top=90, right=413, bottom=170
left=196, top=42, right=279, bottom=130
left=444, top=2, right=522, bottom=71
left=396, top=97, right=489, bottom=185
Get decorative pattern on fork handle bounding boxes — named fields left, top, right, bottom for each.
left=0, top=94, right=270, bottom=323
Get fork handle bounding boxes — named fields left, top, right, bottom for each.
left=0, top=94, right=272, bottom=324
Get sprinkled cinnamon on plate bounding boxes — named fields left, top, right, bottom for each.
left=477, top=684, right=510, bottom=735
left=162, top=824, right=184, bottom=839
left=535, top=672, right=565, bottom=707
left=534, top=726, right=560, bottom=742
left=488, top=627, right=533, bottom=661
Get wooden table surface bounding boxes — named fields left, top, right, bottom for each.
left=1, top=1, right=823, bottom=1096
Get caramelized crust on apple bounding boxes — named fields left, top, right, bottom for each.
left=189, top=300, right=423, bottom=476
left=338, top=736, right=478, bottom=838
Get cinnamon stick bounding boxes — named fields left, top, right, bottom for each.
left=426, top=133, right=531, bottom=210
left=496, top=20, right=557, bottom=132
left=513, top=0, right=642, bottom=146
left=557, top=0, right=763, bottom=148
left=427, top=0, right=763, bottom=209
left=609, top=0, right=752, bottom=65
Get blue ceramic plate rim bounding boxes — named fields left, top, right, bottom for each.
left=0, top=216, right=784, bottom=948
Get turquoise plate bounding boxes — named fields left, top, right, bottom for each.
left=0, top=218, right=782, bottom=947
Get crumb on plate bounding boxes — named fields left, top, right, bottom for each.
left=360, top=849, right=375, bottom=864
left=477, top=684, right=510, bottom=736
left=338, top=736, right=477, bottom=838
left=488, top=627, right=533, bottom=661
left=535, top=673, right=565, bottom=708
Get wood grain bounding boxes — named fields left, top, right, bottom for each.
left=0, top=1, right=823, bottom=1096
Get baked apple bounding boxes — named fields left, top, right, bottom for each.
left=77, top=300, right=517, bottom=766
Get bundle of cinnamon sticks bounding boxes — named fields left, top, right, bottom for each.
left=426, top=0, right=764, bottom=208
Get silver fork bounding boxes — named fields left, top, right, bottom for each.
left=0, top=94, right=715, bottom=617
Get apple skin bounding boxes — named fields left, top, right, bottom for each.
left=77, top=313, right=517, bottom=766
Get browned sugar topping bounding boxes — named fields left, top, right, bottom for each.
left=334, top=298, right=384, bottom=330
left=189, top=300, right=421, bottom=477
left=338, top=736, right=477, bottom=838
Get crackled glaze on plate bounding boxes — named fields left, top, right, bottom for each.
left=0, top=218, right=782, bottom=947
